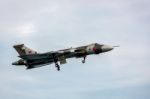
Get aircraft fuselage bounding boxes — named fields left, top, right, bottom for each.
left=12, top=43, right=114, bottom=71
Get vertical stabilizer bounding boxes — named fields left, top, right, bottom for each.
left=13, top=44, right=37, bottom=55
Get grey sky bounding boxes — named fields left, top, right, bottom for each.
left=0, top=0, right=150, bottom=99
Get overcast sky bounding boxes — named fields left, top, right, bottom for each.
left=0, top=0, right=150, bottom=99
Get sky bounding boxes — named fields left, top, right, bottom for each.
left=0, top=0, right=150, bottom=99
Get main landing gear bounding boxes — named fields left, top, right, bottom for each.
left=55, top=61, right=60, bottom=71
left=52, top=53, right=60, bottom=71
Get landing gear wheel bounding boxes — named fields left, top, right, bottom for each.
left=82, top=60, right=85, bottom=63
left=55, top=63, right=60, bottom=71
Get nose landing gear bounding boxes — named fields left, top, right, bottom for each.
left=82, top=56, right=86, bottom=63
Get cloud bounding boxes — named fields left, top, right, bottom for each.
left=15, top=22, right=37, bottom=36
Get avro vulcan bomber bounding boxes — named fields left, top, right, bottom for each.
left=12, top=43, right=116, bottom=71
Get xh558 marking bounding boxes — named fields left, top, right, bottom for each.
left=12, top=43, right=116, bottom=71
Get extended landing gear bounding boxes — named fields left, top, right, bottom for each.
left=82, top=56, right=86, bottom=63
left=53, top=58, right=60, bottom=71
left=52, top=53, right=60, bottom=71
left=55, top=62, right=60, bottom=71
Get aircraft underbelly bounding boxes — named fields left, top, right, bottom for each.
left=27, top=58, right=52, bottom=66
left=27, top=53, right=74, bottom=66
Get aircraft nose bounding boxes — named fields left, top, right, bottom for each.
left=101, top=45, right=113, bottom=52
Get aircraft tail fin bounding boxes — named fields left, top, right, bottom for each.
left=13, top=44, right=37, bottom=56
